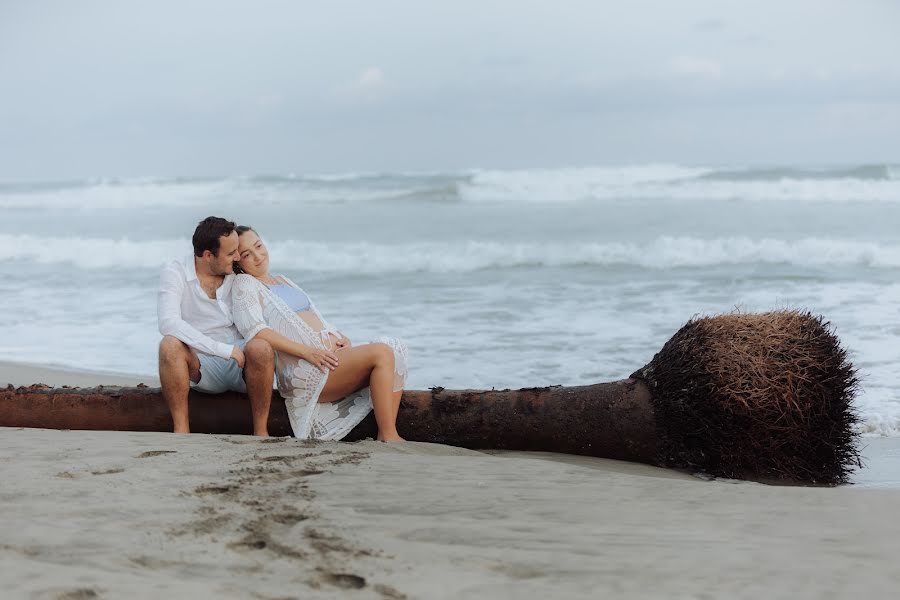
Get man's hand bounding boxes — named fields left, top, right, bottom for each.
left=230, top=345, right=246, bottom=368
left=335, top=336, right=352, bottom=350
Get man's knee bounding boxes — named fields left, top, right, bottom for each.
left=244, top=338, right=275, bottom=367
left=159, top=336, right=189, bottom=363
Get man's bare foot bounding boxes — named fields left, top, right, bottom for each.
left=254, top=430, right=270, bottom=437
left=173, top=426, right=190, bottom=434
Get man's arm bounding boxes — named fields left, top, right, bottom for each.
left=157, top=264, right=235, bottom=360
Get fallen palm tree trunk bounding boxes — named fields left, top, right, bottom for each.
left=0, top=380, right=657, bottom=461
left=1, top=384, right=295, bottom=437
left=0, top=310, right=860, bottom=484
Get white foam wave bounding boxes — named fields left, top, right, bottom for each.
left=460, top=166, right=900, bottom=204
left=3, top=235, right=191, bottom=269
left=5, top=164, right=900, bottom=209
left=0, top=178, right=235, bottom=210
left=0, top=176, right=439, bottom=209
left=6, top=234, right=900, bottom=273
left=273, top=237, right=900, bottom=273
left=857, top=414, right=900, bottom=438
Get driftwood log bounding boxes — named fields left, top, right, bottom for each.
left=0, top=381, right=657, bottom=463
left=0, top=310, right=860, bottom=484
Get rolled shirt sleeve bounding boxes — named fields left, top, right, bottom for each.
left=157, top=263, right=235, bottom=359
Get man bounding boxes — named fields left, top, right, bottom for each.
left=157, top=216, right=275, bottom=436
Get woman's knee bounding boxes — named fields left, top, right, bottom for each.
left=372, top=342, right=395, bottom=366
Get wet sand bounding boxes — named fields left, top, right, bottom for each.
left=0, top=361, right=159, bottom=388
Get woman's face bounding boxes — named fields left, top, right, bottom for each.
left=237, top=230, right=269, bottom=278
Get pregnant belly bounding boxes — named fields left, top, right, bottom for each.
left=296, top=310, right=342, bottom=348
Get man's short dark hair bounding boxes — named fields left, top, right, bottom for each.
left=192, top=216, right=236, bottom=257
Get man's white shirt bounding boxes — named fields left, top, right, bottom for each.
left=157, top=256, right=240, bottom=359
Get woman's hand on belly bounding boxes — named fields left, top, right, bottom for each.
left=300, top=346, right=340, bottom=373
left=295, top=309, right=349, bottom=350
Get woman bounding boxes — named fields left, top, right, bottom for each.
left=231, top=226, right=408, bottom=442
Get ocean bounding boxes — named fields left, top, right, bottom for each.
left=3, top=164, right=900, bottom=436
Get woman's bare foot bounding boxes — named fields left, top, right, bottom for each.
left=376, top=430, right=406, bottom=443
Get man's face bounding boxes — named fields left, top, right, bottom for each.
left=207, top=231, right=240, bottom=276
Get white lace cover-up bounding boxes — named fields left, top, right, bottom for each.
left=232, top=274, right=408, bottom=440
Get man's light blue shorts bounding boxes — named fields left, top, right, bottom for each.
left=191, top=338, right=248, bottom=394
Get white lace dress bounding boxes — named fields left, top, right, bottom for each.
left=231, top=273, right=408, bottom=440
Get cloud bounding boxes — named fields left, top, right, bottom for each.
left=334, top=67, right=386, bottom=103
left=255, top=93, right=284, bottom=110
left=693, top=18, right=725, bottom=32
left=357, top=67, right=385, bottom=90
left=669, top=55, right=722, bottom=79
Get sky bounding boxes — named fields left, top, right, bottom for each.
left=1, top=0, right=899, bottom=180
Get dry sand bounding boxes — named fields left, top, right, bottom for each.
left=3, top=362, right=900, bottom=598
left=2, top=429, right=899, bottom=599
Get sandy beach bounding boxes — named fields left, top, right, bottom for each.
left=5, top=1, right=899, bottom=596
left=3, top=363, right=900, bottom=598
left=0, top=361, right=159, bottom=389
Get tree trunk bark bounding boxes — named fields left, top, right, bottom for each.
left=0, top=379, right=658, bottom=465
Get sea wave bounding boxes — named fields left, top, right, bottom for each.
left=459, top=164, right=900, bottom=204
left=696, top=164, right=900, bottom=182
left=0, top=173, right=459, bottom=208
left=3, top=164, right=899, bottom=208
left=0, top=178, right=236, bottom=209
left=6, top=234, right=900, bottom=273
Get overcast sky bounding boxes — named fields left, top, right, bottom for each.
left=1, top=0, right=899, bottom=180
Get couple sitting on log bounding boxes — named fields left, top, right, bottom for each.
left=152, top=218, right=860, bottom=484
left=157, top=216, right=408, bottom=441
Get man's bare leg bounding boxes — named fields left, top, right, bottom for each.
left=243, top=338, right=275, bottom=437
left=158, top=336, right=200, bottom=434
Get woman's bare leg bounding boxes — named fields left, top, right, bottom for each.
left=319, top=343, right=404, bottom=442
left=378, top=391, right=403, bottom=441
left=393, top=390, right=403, bottom=419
